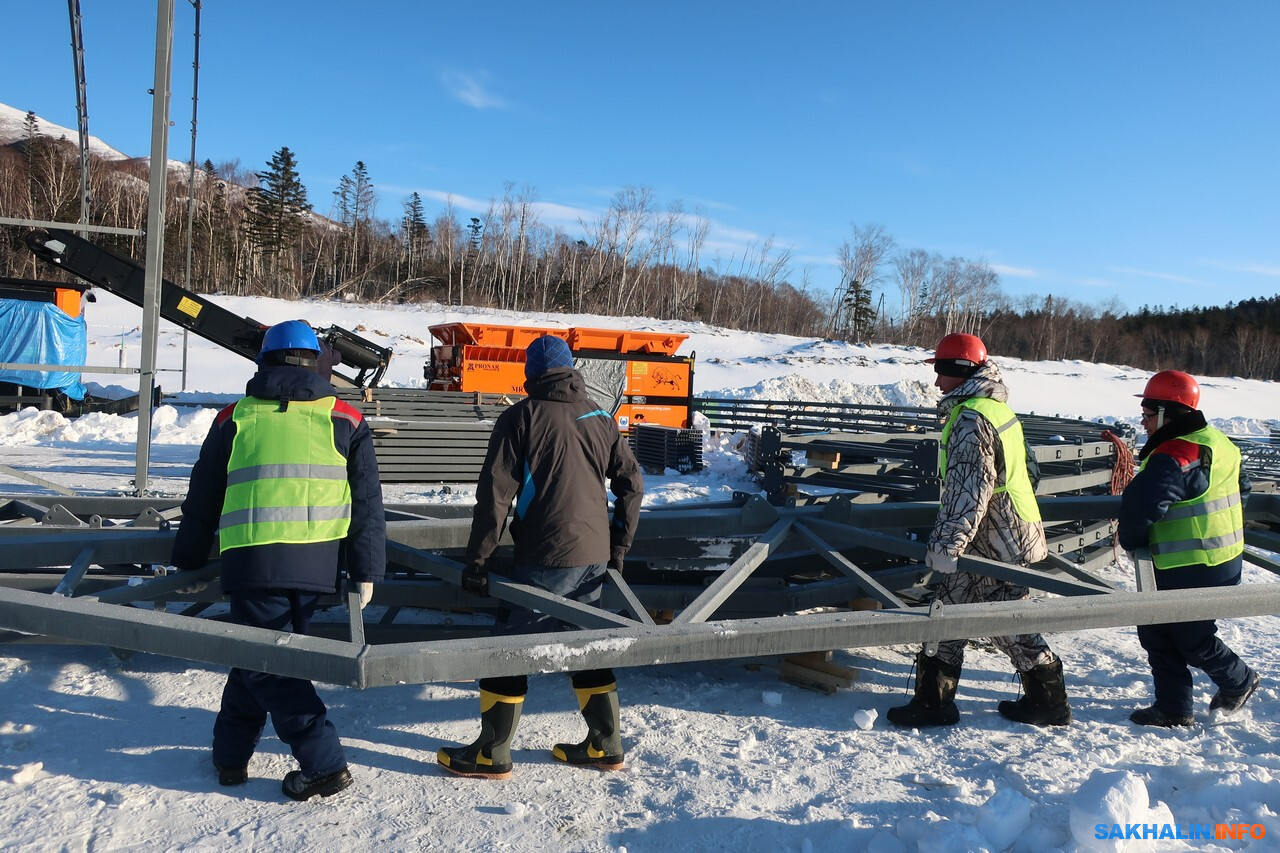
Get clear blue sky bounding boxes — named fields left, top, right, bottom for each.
left=3, top=1, right=1278, bottom=314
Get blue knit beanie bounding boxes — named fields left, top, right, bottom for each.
left=525, top=335, right=573, bottom=379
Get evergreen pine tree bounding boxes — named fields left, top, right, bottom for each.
left=332, top=161, right=377, bottom=291
left=244, top=146, right=310, bottom=297
left=849, top=280, right=876, bottom=343
left=402, top=192, right=430, bottom=280
left=21, top=111, right=40, bottom=148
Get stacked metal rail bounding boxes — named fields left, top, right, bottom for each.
left=0, top=491, right=1277, bottom=686
left=335, top=388, right=513, bottom=483
left=739, top=416, right=1125, bottom=502
left=629, top=424, right=705, bottom=475
left=698, top=398, right=1133, bottom=573
left=1236, top=430, right=1280, bottom=485
left=693, top=397, right=939, bottom=435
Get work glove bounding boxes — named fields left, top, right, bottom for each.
left=609, top=546, right=627, bottom=575
left=169, top=566, right=207, bottom=595
left=348, top=580, right=374, bottom=610
left=461, top=562, right=489, bottom=597
left=925, top=549, right=958, bottom=576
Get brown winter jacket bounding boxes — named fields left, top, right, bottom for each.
left=928, top=361, right=1048, bottom=567
left=465, top=366, right=644, bottom=569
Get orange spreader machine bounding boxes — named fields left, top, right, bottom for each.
left=426, top=322, right=695, bottom=430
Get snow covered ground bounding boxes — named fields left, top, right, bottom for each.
left=1, top=291, right=1278, bottom=852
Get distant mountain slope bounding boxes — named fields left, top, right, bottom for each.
left=0, top=101, right=129, bottom=161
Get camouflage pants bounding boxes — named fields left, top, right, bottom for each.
left=927, top=570, right=1057, bottom=672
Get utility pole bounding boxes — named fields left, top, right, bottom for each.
left=67, top=0, right=91, bottom=235
left=181, top=0, right=202, bottom=391
left=135, top=0, right=175, bottom=495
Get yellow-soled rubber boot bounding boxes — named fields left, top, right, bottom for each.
left=437, top=690, right=524, bottom=780
left=552, top=683, right=624, bottom=770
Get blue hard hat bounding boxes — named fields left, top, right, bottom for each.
left=259, top=320, right=320, bottom=363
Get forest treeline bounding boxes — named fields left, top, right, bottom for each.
left=2, top=115, right=1277, bottom=379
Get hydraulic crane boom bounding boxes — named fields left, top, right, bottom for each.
left=25, top=229, right=392, bottom=388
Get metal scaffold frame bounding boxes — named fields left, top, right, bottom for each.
left=1, top=492, right=1277, bottom=688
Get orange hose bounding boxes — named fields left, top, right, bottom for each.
left=1102, top=429, right=1136, bottom=495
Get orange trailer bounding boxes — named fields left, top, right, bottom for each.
left=426, top=322, right=694, bottom=429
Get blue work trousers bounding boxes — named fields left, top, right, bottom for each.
left=1137, top=618, right=1252, bottom=717
left=211, top=590, right=347, bottom=777
left=480, top=562, right=615, bottom=697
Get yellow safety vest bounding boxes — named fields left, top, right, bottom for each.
left=218, top=397, right=352, bottom=552
left=1140, top=426, right=1244, bottom=569
left=940, top=397, right=1041, bottom=523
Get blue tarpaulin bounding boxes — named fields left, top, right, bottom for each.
left=0, top=300, right=88, bottom=400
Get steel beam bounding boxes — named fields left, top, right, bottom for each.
left=1042, top=553, right=1117, bottom=590
left=385, top=540, right=635, bottom=629
left=53, top=547, right=95, bottom=597
left=673, top=518, right=794, bottom=624
left=0, top=585, right=358, bottom=685
left=1134, top=549, right=1158, bottom=592
left=0, top=466, right=79, bottom=496
left=791, top=521, right=905, bottom=609
left=802, top=518, right=1111, bottom=597
left=358, top=584, right=1280, bottom=687
left=607, top=569, right=656, bottom=625
left=0, top=530, right=175, bottom=569
left=1244, top=548, right=1280, bottom=576
left=0, top=491, right=1275, bottom=689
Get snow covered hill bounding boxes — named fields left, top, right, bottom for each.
left=0, top=101, right=129, bottom=161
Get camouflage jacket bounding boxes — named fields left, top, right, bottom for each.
left=927, top=361, right=1048, bottom=567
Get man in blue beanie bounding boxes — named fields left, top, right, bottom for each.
left=523, top=334, right=575, bottom=379
left=438, top=335, right=644, bottom=779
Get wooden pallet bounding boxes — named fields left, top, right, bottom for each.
left=777, top=651, right=858, bottom=695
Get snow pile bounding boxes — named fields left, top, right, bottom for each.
left=0, top=405, right=214, bottom=447
left=976, top=787, right=1034, bottom=851
left=1069, top=770, right=1151, bottom=852
left=707, top=373, right=938, bottom=408
left=1216, top=416, right=1280, bottom=438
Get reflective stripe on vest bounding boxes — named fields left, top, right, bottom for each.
left=939, top=397, right=1041, bottom=523
left=219, top=396, right=352, bottom=552
left=1140, top=426, right=1244, bottom=569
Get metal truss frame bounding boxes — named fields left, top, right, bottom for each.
left=1, top=493, right=1277, bottom=687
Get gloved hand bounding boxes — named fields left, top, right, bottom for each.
left=925, top=549, right=959, bottom=576
left=461, top=562, right=489, bottom=597
left=349, top=580, right=374, bottom=610
left=609, top=546, right=627, bottom=574
left=175, top=579, right=208, bottom=595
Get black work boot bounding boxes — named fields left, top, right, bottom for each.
left=437, top=690, right=524, bottom=780
left=1210, top=669, right=1260, bottom=713
left=281, top=766, right=353, bottom=801
left=1130, top=705, right=1194, bottom=727
left=887, top=653, right=961, bottom=728
left=212, top=756, right=248, bottom=786
left=998, top=659, right=1072, bottom=726
left=553, top=683, right=625, bottom=770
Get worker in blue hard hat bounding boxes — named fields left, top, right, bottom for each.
left=172, top=319, right=386, bottom=801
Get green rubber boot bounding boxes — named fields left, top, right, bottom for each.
left=552, top=683, right=625, bottom=771
left=437, top=689, right=524, bottom=780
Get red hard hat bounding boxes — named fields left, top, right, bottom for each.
left=1135, top=370, right=1200, bottom=408
left=925, top=333, right=987, bottom=365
